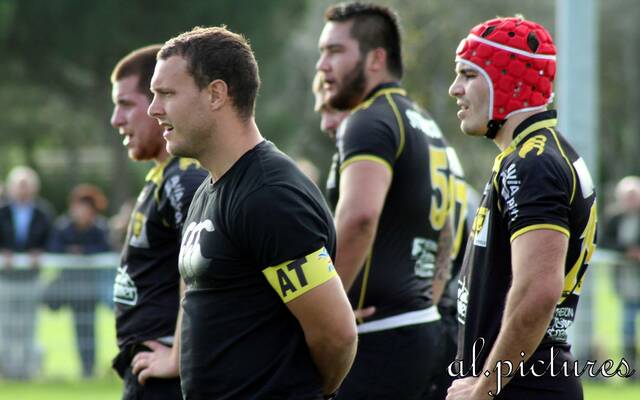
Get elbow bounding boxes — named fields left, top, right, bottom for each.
left=321, top=318, right=358, bottom=354
left=338, top=208, right=379, bottom=235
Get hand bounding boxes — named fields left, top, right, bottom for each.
left=2, top=250, right=13, bottom=270
left=446, top=377, right=489, bottom=400
left=131, top=340, right=179, bottom=384
left=354, top=306, right=376, bottom=320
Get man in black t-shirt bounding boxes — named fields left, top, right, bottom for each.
left=447, top=17, right=597, bottom=400
left=148, top=26, right=357, bottom=400
left=316, top=3, right=458, bottom=398
left=110, top=45, right=207, bottom=399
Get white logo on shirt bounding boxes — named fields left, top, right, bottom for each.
left=113, top=265, right=138, bottom=306
left=500, top=163, right=520, bottom=222
left=179, top=220, right=215, bottom=280
left=457, top=276, right=469, bottom=324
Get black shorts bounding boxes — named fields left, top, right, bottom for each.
left=496, top=346, right=583, bottom=400
left=337, top=321, right=443, bottom=400
left=428, top=312, right=458, bottom=399
left=121, top=365, right=183, bottom=400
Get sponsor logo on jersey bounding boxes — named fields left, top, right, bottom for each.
left=411, top=237, right=437, bottom=278
left=472, top=207, right=490, bottom=247
left=128, top=211, right=150, bottom=248
left=500, top=163, right=520, bottom=222
left=547, top=306, right=575, bottom=341
left=518, top=134, right=547, bottom=158
left=405, top=109, right=443, bottom=139
left=179, top=220, right=215, bottom=280
left=164, top=175, right=186, bottom=225
left=113, top=265, right=138, bottom=306
left=457, top=276, right=469, bottom=324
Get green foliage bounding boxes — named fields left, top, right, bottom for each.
left=0, top=0, right=638, bottom=210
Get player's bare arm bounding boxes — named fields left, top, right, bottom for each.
left=432, top=218, right=453, bottom=304
left=334, top=160, right=391, bottom=291
left=287, top=275, right=358, bottom=396
left=448, top=229, right=567, bottom=399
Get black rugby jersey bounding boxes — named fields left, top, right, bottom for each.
left=114, top=157, right=207, bottom=348
left=178, top=141, right=336, bottom=400
left=457, top=110, right=597, bottom=373
left=326, top=82, right=454, bottom=321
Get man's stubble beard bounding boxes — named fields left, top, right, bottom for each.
left=328, top=57, right=367, bottom=111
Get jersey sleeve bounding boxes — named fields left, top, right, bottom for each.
left=162, top=161, right=208, bottom=235
left=338, top=109, right=399, bottom=175
left=232, top=185, right=337, bottom=303
left=497, top=150, right=573, bottom=242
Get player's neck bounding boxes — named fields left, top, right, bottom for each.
left=362, top=72, right=397, bottom=100
left=152, top=147, right=171, bottom=165
left=493, top=110, right=540, bottom=151
left=200, top=117, right=263, bottom=181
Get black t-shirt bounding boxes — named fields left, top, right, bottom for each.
left=326, top=82, right=453, bottom=321
left=457, top=110, right=598, bottom=382
left=179, top=140, right=337, bottom=400
left=114, top=157, right=207, bottom=348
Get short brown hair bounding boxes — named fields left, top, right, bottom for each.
left=325, top=2, right=403, bottom=79
left=69, top=184, right=108, bottom=212
left=110, top=44, right=162, bottom=99
left=158, top=26, right=261, bottom=120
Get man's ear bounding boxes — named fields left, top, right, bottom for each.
left=366, top=48, right=387, bottom=73
left=207, top=79, right=228, bottom=111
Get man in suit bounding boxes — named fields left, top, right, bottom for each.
left=0, top=166, right=54, bottom=379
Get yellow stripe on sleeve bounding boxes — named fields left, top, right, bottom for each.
left=262, top=247, right=337, bottom=303
left=510, top=224, right=570, bottom=243
left=339, top=155, right=393, bottom=175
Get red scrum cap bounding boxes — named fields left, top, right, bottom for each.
left=456, top=17, right=556, bottom=138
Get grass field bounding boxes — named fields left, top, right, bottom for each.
left=0, top=264, right=638, bottom=399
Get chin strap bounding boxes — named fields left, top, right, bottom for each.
left=485, top=119, right=505, bottom=139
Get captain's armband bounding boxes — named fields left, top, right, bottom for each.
left=262, top=247, right=337, bottom=303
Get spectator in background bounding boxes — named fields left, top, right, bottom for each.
left=46, top=184, right=111, bottom=378
left=602, top=176, right=640, bottom=373
left=0, top=166, right=54, bottom=380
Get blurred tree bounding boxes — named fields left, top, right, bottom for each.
left=0, top=0, right=309, bottom=212
left=0, top=0, right=638, bottom=213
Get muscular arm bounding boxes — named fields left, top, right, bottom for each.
left=432, top=218, right=453, bottom=304
left=334, top=161, right=392, bottom=291
left=132, top=279, right=185, bottom=383
left=449, top=229, right=566, bottom=399
left=287, top=276, right=358, bottom=396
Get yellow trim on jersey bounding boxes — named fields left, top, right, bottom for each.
left=385, top=93, right=406, bottom=159
left=340, top=155, right=393, bottom=176
left=549, top=128, right=577, bottom=204
left=561, top=202, right=597, bottom=302
left=491, top=117, right=559, bottom=210
left=179, top=158, right=201, bottom=171
left=145, top=157, right=172, bottom=185
left=262, top=247, right=337, bottom=303
left=356, top=253, right=373, bottom=324
left=510, top=223, right=570, bottom=243
left=352, top=88, right=407, bottom=113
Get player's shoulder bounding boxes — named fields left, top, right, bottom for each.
left=505, top=128, right=567, bottom=171
left=164, top=157, right=207, bottom=180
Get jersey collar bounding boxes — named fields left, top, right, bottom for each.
left=492, top=110, right=558, bottom=174
left=353, top=82, right=406, bottom=113
left=511, top=109, right=558, bottom=144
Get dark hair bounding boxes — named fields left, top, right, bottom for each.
left=69, top=184, right=108, bottom=212
left=158, top=26, right=261, bottom=120
left=110, top=44, right=162, bottom=100
left=325, top=2, right=403, bottom=78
